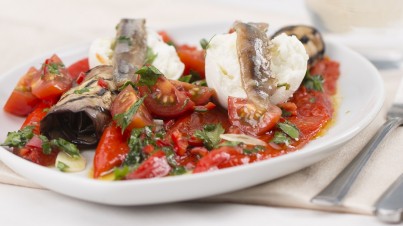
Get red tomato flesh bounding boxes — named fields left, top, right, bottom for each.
left=67, top=58, right=89, bottom=79
left=93, top=123, right=130, bottom=178
left=176, top=45, right=205, bottom=78
left=125, top=151, right=171, bottom=179
left=31, top=54, right=73, bottom=100
left=4, top=67, right=40, bottom=116
left=111, top=85, right=153, bottom=132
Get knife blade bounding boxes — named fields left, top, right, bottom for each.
left=375, top=173, right=403, bottom=223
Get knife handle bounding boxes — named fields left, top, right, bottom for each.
left=310, top=117, right=403, bottom=206
left=375, top=173, right=403, bottom=223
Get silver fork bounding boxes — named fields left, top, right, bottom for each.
left=311, top=86, right=403, bottom=206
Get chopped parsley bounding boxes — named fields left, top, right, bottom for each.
left=278, top=121, right=300, bottom=140
left=50, top=138, right=80, bottom=159
left=243, top=145, right=265, bottom=155
left=118, top=81, right=136, bottom=91
left=192, top=79, right=207, bottom=87
left=74, top=87, right=90, bottom=94
left=281, top=108, right=292, bottom=117
left=47, top=63, right=64, bottom=74
left=1, top=126, right=35, bottom=148
left=200, top=38, right=209, bottom=50
left=303, top=71, right=324, bottom=92
left=117, top=35, right=131, bottom=45
left=194, top=124, right=225, bottom=150
left=145, top=47, right=158, bottom=65
left=38, top=135, right=51, bottom=155
left=271, top=131, right=291, bottom=145
left=162, top=146, right=187, bottom=176
left=136, top=65, right=162, bottom=87
left=56, top=161, right=69, bottom=172
left=113, top=96, right=146, bottom=133
left=114, top=165, right=135, bottom=180
left=178, top=70, right=201, bottom=84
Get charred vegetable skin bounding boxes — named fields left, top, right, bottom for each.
left=40, top=66, right=116, bottom=147
left=272, top=25, right=325, bottom=67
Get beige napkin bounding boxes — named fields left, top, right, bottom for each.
left=1, top=0, right=403, bottom=215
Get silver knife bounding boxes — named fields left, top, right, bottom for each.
left=375, top=173, right=403, bottom=223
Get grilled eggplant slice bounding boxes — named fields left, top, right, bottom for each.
left=40, top=66, right=116, bottom=147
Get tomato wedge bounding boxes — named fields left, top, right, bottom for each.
left=14, top=145, right=58, bottom=166
left=193, top=146, right=248, bottom=173
left=21, top=102, right=53, bottom=135
left=138, top=76, right=195, bottom=118
left=170, top=80, right=215, bottom=105
left=93, top=123, right=130, bottom=178
left=111, top=85, right=153, bottom=132
left=176, top=45, right=205, bottom=78
left=31, top=54, right=73, bottom=100
left=4, top=67, right=40, bottom=116
left=125, top=151, right=171, bottom=179
left=67, top=58, right=89, bottom=80
left=228, top=97, right=281, bottom=135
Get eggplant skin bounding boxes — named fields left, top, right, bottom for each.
left=40, top=65, right=116, bottom=147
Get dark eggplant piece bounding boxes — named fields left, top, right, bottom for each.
left=40, top=66, right=116, bottom=147
left=272, top=25, right=325, bottom=67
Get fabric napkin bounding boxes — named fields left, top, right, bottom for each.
left=1, top=0, right=403, bottom=216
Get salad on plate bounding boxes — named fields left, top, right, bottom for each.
left=1, top=19, right=340, bottom=181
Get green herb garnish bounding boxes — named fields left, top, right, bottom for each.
left=113, top=96, right=146, bottom=133
left=303, top=71, right=324, bottom=92
left=117, top=35, right=131, bottom=45
left=38, top=135, right=51, bottom=155
left=162, top=146, right=187, bottom=176
left=50, top=138, right=80, bottom=159
left=277, top=83, right=290, bottom=90
left=136, top=65, right=162, bottom=87
left=114, top=165, right=135, bottom=180
left=56, top=161, right=69, bottom=172
left=47, top=63, right=64, bottom=74
left=243, top=145, right=265, bottom=155
left=1, top=126, right=35, bottom=148
left=74, top=87, right=90, bottom=94
left=271, top=131, right=290, bottom=144
left=194, top=124, right=225, bottom=150
left=178, top=75, right=192, bottom=83
left=200, top=38, right=209, bottom=50
left=277, top=121, right=300, bottom=140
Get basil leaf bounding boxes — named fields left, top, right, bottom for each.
left=277, top=122, right=300, bottom=140
left=271, top=131, right=290, bottom=144
left=113, top=96, right=146, bottom=133
left=178, top=75, right=192, bottom=83
left=303, top=71, right=324, bottom=92
left=50, top=138, right=80, bottom=159
left=2, top=126, right=35, bottom=148
left=136, top=65, right=162, bottom=87
left=194, top=124, right=225, bottom=150
left=200, top=38, right=209, bottom=50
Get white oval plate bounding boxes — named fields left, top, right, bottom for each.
left=0, top=24, right=384, bottom=205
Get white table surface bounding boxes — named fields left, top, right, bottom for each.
left=0, top=0, right=400, bottom=225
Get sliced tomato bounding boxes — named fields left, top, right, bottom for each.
left=171, top=130, right=188, bottom=156
left=165, top=107, right=230, bottom=140
left=228, top=97, right=281, bottom=136
left=176, top=45, right=205, bottom=78
left=138, top=76, right=195, bottom=118
left=93, top=123, right=130, bottom=178
left=170, top=80, right=215, bottom=105
left=31, top=54, right=73, bottom=100
left=193, top=146, right=248, bottom=173
left=21, top=102, right=52, bottom=134
left=111, top=85, right=153, bottom=132
left=67, top=58, right=89, bottom=80
left=15, top=135, right=58, bottom=166
left=4, top=67, right=40, bottom=116
left=125, top=151, right=171, bottom=179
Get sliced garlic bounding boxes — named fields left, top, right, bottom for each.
left=219, top=134, right=267, bottom=146
left=55, top=151, right=86, bottom=173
